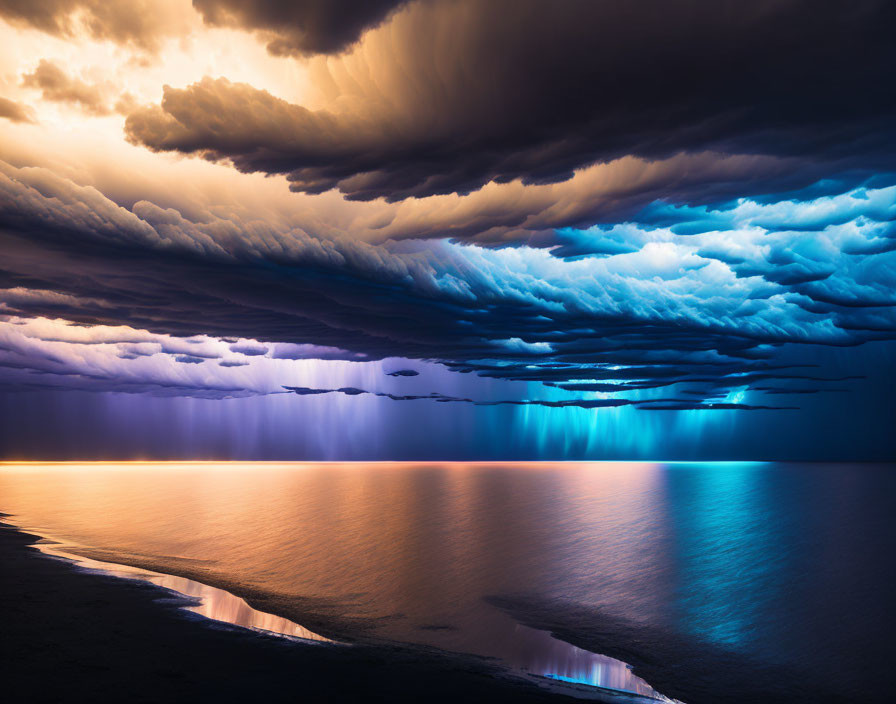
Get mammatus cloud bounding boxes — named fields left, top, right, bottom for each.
left=125, top=1, right=896, bottom=203
left=192, top=0, right=409, bottom=56
left=21, top=60, right=113, bottom=115
left=0, top=97, right=35, bottom=123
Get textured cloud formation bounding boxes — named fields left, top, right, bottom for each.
left=0, top=315, right=417, bottom=398
left=1, top=160, right=893, bottom=406
left=192, top=0, right=408, bottom=56
left=21, top=60, right=112, bottom=115
left=126, top=0, right=896, bottom=203
left=0, top=0, right=192, bottom=51
left=126, top=78, right=812, bottom=237
left=0, top=315, right=260, bottom=397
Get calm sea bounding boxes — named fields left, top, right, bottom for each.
left=1, top=462, right=893, bottom=702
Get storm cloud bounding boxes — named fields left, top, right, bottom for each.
left=2, top=160, right=893, bottom=405
left=281, top=384, right=796, bottom=413
left=1, top=0, right=894, bottom=459
left=126, top=0, right=896, bottom=205
left=192, top=0, right=408, bottom=56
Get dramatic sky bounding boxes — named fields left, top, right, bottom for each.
left=1, top=0, right=894, bottom=460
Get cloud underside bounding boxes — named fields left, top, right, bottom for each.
left=281, top=385, right=796, bottom=412
left=0, top=0, right=404, bottom=55
left=124, top=1, right=896, bottom=203
left=1, top=161, right=894, bottom=404
left=192, top=0, right=407, bottom=55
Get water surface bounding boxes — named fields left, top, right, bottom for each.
left=2, top=461, right=893, bottom=701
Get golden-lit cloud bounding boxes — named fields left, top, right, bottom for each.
left=0, top=0, right=195, bottom=52
left=21, top=59, right=114, bottom=115
left=0, top=96, right=35, bottom=122
left=124, top=1, right=896, bottom=203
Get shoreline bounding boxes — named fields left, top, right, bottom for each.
left=33, top=539, right=340, bottom=646
left=0, top=516, right=660, bottom=704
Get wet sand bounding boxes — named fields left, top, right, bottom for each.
left=0, top=517, right=652, bottom=704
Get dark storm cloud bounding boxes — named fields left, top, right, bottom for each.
left=0, top=0, right=402, bottom=57
left=21, top=60, right=111, bottom=115
left=1, top=161, right=894, bottom=404
left=755, top=387, right=850, bottom=395
left=192, top=0, right=409, bottom=56
left=0, top=97, right=35, bottom=124
left=228, top=341, right=268, bottom=355
left=126, top=0, right=896, bottom=205
left=639, top=402, right=798, bottom=412
left=282, top=384, right=795, bottom=412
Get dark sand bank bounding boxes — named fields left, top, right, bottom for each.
left=0, top=519, right=640, bottom=704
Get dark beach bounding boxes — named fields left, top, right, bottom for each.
left=1, top=517, right=634, bottom=704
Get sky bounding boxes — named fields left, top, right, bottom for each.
left=0, top=0, right=894, bottom=461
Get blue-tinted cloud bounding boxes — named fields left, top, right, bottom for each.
left=1, top=161, right=894, bottom=409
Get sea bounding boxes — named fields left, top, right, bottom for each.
left=1, top=461, right=893, bottom=703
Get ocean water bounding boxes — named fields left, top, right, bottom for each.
left=1, top=462, right=893, bottom=702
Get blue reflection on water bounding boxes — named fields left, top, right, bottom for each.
left=662, top=462, right=776, bottom=648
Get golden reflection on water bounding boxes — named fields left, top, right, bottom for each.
left=0, top=462, right=672, bottom=700
left=37, top=541, right=334, bottom=643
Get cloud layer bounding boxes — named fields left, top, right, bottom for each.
left=2, top=160, right=893, bottom=406
left=1, top=0, right=894, bottom=439
left=125, top=1, right=896, bottom=205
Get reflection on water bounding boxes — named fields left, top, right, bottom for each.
left=37, top=541, right=334, bottom=643
left=1, top=461, right=893, bottom=700
left=508, top=623, right=666, bottom=698
left=32, top=536, right=669, bottom=701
